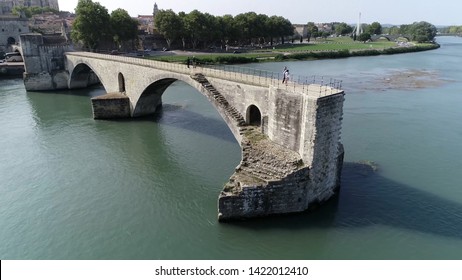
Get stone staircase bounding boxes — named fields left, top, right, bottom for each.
left=191, top=73, right=246, bottom=127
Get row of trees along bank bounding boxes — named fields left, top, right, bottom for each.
left=439, top=25, right=462, bottom=35
left=154, top=10, right=294, bottom=49
left=307, top=21, right=437, bottom=43
left=71, top=0, right=138, bottom=50
left=70, top=0, right=438, bottom=52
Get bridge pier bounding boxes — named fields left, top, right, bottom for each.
left=91, top=93, right=131, bottom=119
left=20, top=34, right=71, bottom=91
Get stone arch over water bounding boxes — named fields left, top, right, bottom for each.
left=246, top=105, right=262, bottom=126
left=133, top=75, right=243, bottom=143
left=68, top=63, right=102, bottom=90
left=133, top=78, right=177, bottom=117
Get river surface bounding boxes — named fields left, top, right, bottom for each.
left=1, top=37, right=462, bottom=260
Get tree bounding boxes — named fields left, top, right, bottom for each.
left=306, top=22, right=319, bottom=42
left=387, top=26, right=400, bottom=35
left=367, top=22, right=382, bottom=35
left=409, top=21, right=437, bottom=42
left=177, top=12, right=189, bottom=49
left=270, top=16, right=293, bottom=44
left=71, top=0, right=111, bottom=50
left=334, top=22, right=353, bottom=36
left=110, top=8, right=138, bottom=49
left=202, top=12, right=220, bottom=48
left=358, top=32, right=371, bottom=42
left=184, top=10, right=208, bottom=49
left=217, top=14, right=239, bottom=48
left=155, top=9, right=182, bottom=48
left=12, top=6, right=59, bottom=18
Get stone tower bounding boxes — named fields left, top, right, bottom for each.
left=152, top=2, right=158, bottom=29
left=153, top=2, right=158, bottom=16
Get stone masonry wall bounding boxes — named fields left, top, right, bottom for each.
left=307, top=93, right=345, bottom=203
left=218, top=92, right=344, bottom=221
left=267, top=87, right=304, bottom=154
left=91, top=93, right=131, bottom=119
left=20, top=33, right=70, bottom=91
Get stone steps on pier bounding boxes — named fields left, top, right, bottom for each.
left=192, top=73, right=246, bottom=127
left=233, top=127, right=304, bottom=184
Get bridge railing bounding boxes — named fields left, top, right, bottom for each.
left=66, top=52, right=343, bottom=97
left=198, top=63, right=343, bottom=96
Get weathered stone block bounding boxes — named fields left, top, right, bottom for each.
left=91, top=93, right=131, bottom=119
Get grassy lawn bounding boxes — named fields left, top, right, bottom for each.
left=273, top=37, right=398, bottom=52
left=147, top=53, right=276, bottom=63
left=147, top=37, right=436, bottom=63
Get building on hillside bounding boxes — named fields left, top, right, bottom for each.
left=137, top=2, right=159, bottom=35
left=0, top=14, right=29, bottom=51
left=0, top=0, right=59, bottom=15
left=316, top=23, right=333, bottom=33
left=137, top=15, right=154, bottom=35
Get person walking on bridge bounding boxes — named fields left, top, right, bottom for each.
left=282, top=67, right=290, bottom=84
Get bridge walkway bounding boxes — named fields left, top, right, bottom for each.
left=66, top=52, right=343, bottom=98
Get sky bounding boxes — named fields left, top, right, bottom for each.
left=59, top=0, right=461, bottom=26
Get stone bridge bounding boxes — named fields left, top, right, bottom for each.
left=20, top=33, right=345, bottom=221
left=371, top=34, right=411, bottom=42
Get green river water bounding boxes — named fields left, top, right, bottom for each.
left=1, top=36, right=461, bottom=259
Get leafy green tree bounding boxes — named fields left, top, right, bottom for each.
left=12, top=6, right=32, bottom=18
left=177, top=12, right=189, bottom=49
left=367, top=22, right=382, bottom=35
left=71, top=0, right=111, bottom=50
left=409, top=21, right=437, bottom=42
left=110, top=8, right=138, bottom=49
left=234, top=12, right=252, bottom=44
left=203, top=12, right=220, bottom=48
left=448, top=26, right=462, bottom=34
left=155, top=9, right=182, bottom=48
left=387, top=26, right=401, bottom=35
left=358, top=32, right=371, bottom=42
left=217, top=14, right=239, bottom=47
left=306, top=22, right=319, bottom=41
left=268, top=15, right=293, bottom=44
left=184, top=10, right=209, bottom=49
left=334, top=22, right=353, bottom=36
left=12, top=6, right=59, bottom=18
left=399, top=24, right=411, bottom=36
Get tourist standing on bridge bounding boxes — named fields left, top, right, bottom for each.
left=282, top=67, right=290, bottom=84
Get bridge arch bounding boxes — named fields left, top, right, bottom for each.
left=133, top=78, right=177, bottom=117
left=133, top=73, right=243, bottom=142
left=246, top=105, right=262, bottom=126
left=69, top=62, right=103, bottom=90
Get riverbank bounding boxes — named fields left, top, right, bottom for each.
left=148, top=40, right=440, bottom=65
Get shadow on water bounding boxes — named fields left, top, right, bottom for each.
left=152, top=104, right=236, bottom=143
left=26, top=87, right=237, bottom=144
left=102, top=104, right=237, bottom=144
left=226, top=162, right=462, bottom=240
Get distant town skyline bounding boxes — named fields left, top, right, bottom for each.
left=59, top=0, right=460, bottom=26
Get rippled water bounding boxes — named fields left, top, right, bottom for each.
left=1, top=37, right=462, bottom=259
